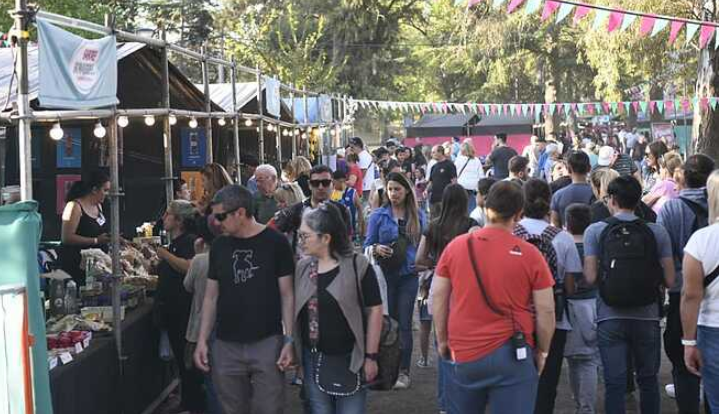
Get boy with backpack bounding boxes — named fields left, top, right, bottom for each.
left=564, top=203, right=600, bottom=414
left=514, top=179, right=581, bottom=414
left=657, top=154, right=715, bottom=413
left=584, top=175, right=676, bottom=414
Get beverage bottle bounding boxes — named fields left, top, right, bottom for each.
left=49, top=279, right=66, bottom=317
left=64, top=280, right=78, bottom=314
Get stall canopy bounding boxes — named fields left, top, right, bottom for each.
left=404, top=113, right=534, bottom=156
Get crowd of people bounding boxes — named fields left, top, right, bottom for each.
left=65, top=130, right=718, bottom=414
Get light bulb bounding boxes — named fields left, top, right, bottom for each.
left=144, top=115, right=156, bottom=126
left=267, top=124, right=274, bottom=132
left=50, top=123, right=64, bottom=141
left=189, top=117, right=198, bottom=129
left=117, top=116, right=129, bottom=128
left=218, top=117, right=226, bottom=126
left=301, top=133, right=308, bottom=139
left=330, top=129, right=336, bottom=137
left=256, top=127, right=260, bottom=132
left=169, top=114, right=177, bottom=125
left=93, top=121, right=106, bottom=138
left=294, top=130, right=300, bottom=136
left=282, top=129, right=289, bottom=137
left=244, top=119, right=252, bottom=127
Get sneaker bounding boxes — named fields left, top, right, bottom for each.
left=393, top=373, right=411, bottom=390
left=416, top=357, right=431, bottom=368
left=665, top=384, right=676, bottom=399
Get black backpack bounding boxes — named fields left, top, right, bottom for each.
left=598, top=217, right=663, bottom=308
left=514, top=224, right=565, bottom=321
left=679, top=196, right=709, bottom=234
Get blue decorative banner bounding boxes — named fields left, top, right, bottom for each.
left=181, top=128, right=207, bottom=168
left=56, top=127, right=82, bottom=168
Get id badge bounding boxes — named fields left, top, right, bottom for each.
left=512, top=331, right=528, bottom=361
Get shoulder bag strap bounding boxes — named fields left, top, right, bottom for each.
left=457, top=158, right=471, bottom=179
left=466, top=236, right=505, bottom=317
left=705, top=264, right=719, bottom=289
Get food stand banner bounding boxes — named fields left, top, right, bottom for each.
left=37, top=18, right=119, bottom=109
left=0, top=202, right=53, bottom=414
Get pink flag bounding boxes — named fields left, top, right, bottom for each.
left=649, top=101, right=657, bottom=113
left=632, top=101, right=640, bottom=112
left=573, top=6, right=591, bottom=25
left=682, top=99, right=691, bottom=112
left=541, top=1, right=560, bottom=21
left=669, top=21, right=684, bottom=44
left=467, top=0, right=484, bottom=7
left=607, top=12, right=624, bottom=33
left=639, top=16, right=656, bottom=36
left=701, top=97, right=709, bottom=111
left=665, top=100, right=675, bottom=113
left=507, top=0, right=525, bottom=13
left=543, top=103, right=550, bottom=113
left=700, top=25, right=715, bottom=48
left=504, top=104, right=510, bottom=114
left=602, top=102, right=611, bottom=113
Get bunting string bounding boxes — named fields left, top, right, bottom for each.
left=351, top=97, right=719, bottom=117
left=470, top=0, right=719, bottom=49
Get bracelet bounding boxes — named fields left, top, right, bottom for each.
left=283, top=335, right=294, bottom=346
left=365, top=353, right=379, bottom=361
left=681, top=339, right=698, bottom=347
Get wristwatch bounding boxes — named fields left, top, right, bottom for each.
left=681, top=338, right=698, bottom=347
left=365, top=353, right=379, bottom=361
left=283, top=335, right=294, bottom=346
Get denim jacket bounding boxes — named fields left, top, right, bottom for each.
left=363, top=204, right=426, bottom=276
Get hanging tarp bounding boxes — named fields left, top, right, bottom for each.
left=319, top=94, right=333, bottom=123
left=37, top=18, right=119, bottom=109
left=265, top=78, right=281, bottom=118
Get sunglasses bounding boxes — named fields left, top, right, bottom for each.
left=214, top=207, right=239, bottom=222
left=310, top=179, right=332, bottom=188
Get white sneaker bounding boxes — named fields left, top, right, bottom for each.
left=393, top=373, right=411, bottom=390
left=665, top=384, right=676, bottom=399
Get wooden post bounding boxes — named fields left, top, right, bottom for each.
left=161, top=29, right=174, bottom=204
left=202, top=45, right=213, bottom=163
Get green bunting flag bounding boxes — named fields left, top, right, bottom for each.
left=639, top=101, right=648, bottom=114
left=525, top=0, right=542, bottom=15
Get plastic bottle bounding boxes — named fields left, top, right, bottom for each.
left=49, top=279, right=66, bottom=317
left=160, top=229, right=168, bottom=247
left=64, top=280, right=78, bottom=315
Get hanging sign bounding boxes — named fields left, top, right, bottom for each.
left=181, top=128, right=207, bottom=168
left=37, top=18, right=119, bottom=109
left=265, top=78, right=281, bottom=118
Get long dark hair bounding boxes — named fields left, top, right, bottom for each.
left=427, top=184, right=470, bottom=258
left=384, top=172, right=421, bottom=243
left=302, top=202, right=353, bottom=259
left=66, top=170, right=109, bottom=202
left=413, top=144, right=427, bottom=166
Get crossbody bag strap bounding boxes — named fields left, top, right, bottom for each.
left=705, top=264, right=719, bottom=289
left=457, top=158, right=471, bottom=179
left=466, top=236, right=505, bottom=317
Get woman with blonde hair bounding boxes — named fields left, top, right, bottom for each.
left=642, top=152, right=683, bottom=213
left=681, top=169, right=719, bottom=412
left=454, top=140, right=485, bottom=214
left=589, top=167, right=656, bottom=223
left=199, top=163, right=233, bottom=212
left=289, top=156, right=313, bottom=198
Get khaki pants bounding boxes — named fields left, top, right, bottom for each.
left=212, top=335, right=285, bottom=414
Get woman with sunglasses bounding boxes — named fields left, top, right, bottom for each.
left=364, top=172, right=425, bottom=390
left=293, top=202, right=383, bottom=414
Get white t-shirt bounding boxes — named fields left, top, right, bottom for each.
left=358, top=150, right=375, bottom=191
left=454, top=155, right=485, bottom=192
left=684, top=223, right=719, bottom=328
left=425, top=159, right=437, bottom=181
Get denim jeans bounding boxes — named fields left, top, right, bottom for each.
left=597, top=319, right=661, bottom=414
left=302, top=349, right=367, bottom=414
left=466, top=192, right=477, bottom=216
left=437, top=355, right=450, bottom=411
left=385, top=272, right=418, bottom=371
left=663, top=293, right=703, bottom=414
left=447, top=342, right=538, bottom=414
left=699, top=325, right=719, bottom=412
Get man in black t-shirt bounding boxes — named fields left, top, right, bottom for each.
left=485, top=133, right=518, bottom=180
left=427, top=145, right=457, bottom=219
left=194, top=184, right=295, bottom=414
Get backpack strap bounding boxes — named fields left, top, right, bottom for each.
left=513, top=223, right=529, bottom=238
left=705, top=264, right=719, bottom=289
left=541, top=225, right=562, bottom=243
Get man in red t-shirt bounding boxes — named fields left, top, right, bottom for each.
left=433, top=181, right=556, bottom=414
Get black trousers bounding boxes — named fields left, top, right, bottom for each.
left=166, top=310, right=206, bottom=412
left=664, top=293, right=712, bottom=414
left=534, top=329, right=568, bottom=414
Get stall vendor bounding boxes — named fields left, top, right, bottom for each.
left=59, top=170, right=111, bottom=286
left=154, top=200, right=204, bottom=412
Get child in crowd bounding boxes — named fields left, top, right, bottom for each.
left=332, top=170, right=364, bottom=241
left=413, top=166, right=428, bottom=214
left=469, top=177, right=497, bottom=227
left=563, top=203, right=600, bottom=414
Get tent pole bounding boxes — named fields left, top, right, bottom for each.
left=315, top=94, right=322, bottom=163
left=109, top=110, right=124, bottom=376
left=303, top=89, right=309, bottom=158
left=231, top=59, right=241, bottom=183
left=161, top=29, right=174, bottom=204
left=202, top=45, right=213, bottom=164
left=256, top=66, right=264, bottom=164
left=289, top=84, right=296, bottom=159
left=14, top=0, right=32, bottom=200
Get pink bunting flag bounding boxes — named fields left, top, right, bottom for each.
left=573, top=6, right=591, bottom=25
left=507, top=0, right=524, bottom=13
left=649, top=101, right=657, bottom=114
left=607, top=12, right=624, bottom=33
left=665, top=100, right=674, bottom=113
left=701, top=97, right=710, bottom=111
left=632, top=101, right=640, bottom=112
left=639, top=16, right=656, bottom=36
left=467, top=0, right=484, bottom=7
left=682, top=99, right=692, bottom=112
left=541, top=1, right=560, bottom=21
left=669, top=21, right=684, bottom=44
left=543, top=103, right=550, bottom=113
left=602, top=102, right=611, bottom=113
left=700, top=25, right=715, bottom=48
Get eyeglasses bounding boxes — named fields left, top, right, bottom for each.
left=298, top=231, right=319, bottom=242
left=310, top=179, right=332, bottom=188
left=214, top=207, right=239, bottom=222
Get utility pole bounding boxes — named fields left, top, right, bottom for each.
left=14, top=0, right=32, bottom=200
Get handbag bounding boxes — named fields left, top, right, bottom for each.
left=376, top=230, right=409, bottom=273
left=307, top=260, right=362, bottom=397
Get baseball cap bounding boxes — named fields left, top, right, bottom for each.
left=597, top=146, right=615, bottom=167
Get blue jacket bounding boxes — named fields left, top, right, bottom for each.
left=364, top=204, right=426, bottom=276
